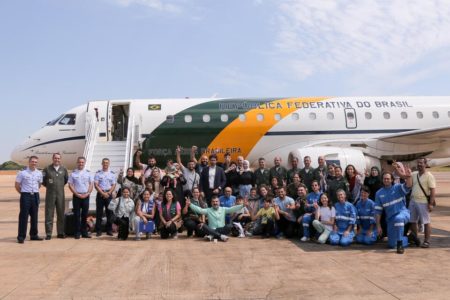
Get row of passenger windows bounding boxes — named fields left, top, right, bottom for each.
left=167, top=111, right=450, bottom=123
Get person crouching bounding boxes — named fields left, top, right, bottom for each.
left=108, top=187, right=135, bottom=240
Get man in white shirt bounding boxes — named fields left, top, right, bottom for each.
left=409, top=158, right=436, bottom=248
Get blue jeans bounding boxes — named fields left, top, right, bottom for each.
left=302, top=213, right=314, bottom=238
left=17, top=193, right=40, bottom=240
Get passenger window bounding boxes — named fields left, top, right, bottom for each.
left=184, top=115, right=192, bottom=123
left=432, top=111, right=439, bottom=119
left=59, top=114, right=76, bottom=125
left=365, top=112, right=372, bottom=119
left=257, top=113, right=264, bottom=121
left=327, top=112, right=334, bottom=120
left=401, top=112, right=408, bottom=119
left=417, top=112, right=423, bottom=119
left=166, top=115, right=174, bottom=124
left=309, top=112, right=317, bottom=120
left=274, top=113, right=281, bottom=121
left=383, top=112, right=390, bottom=119
left=239, top=114, right=246, bottom=122
left=202, top=114, right=211, bottom=123
left=291, top=113, right=299, bottom=120
left=221, top=114, right=228, bottom=122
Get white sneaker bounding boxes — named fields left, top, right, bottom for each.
left=220, top=235, right=229, bottom=242
left=245, top=231, right=253, bottom=237
left=204, top=235, right=213, bottom=242
left=172, top=233, right=178, bottom=239
left=238, top=233, right=245, bottom=238
left=300, top=236, right=309, bottom=242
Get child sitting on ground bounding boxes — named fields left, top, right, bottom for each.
left=253, top=197, right=280, bottom=238
left=230, top=196, right=251, bottom=237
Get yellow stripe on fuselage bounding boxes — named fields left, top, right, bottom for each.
left=207, top=97, right=329, bottom=160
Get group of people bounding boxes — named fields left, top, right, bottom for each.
left=15, top=147, right=436, bottom=254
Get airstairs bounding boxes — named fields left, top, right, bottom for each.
left=82, top=111, right=140, bottom=209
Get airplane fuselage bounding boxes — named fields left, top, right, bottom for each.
left=11, top=97, right=450, bottom=172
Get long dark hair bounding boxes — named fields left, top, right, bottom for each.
left=319, top=193, right=332, bottom=208
left=162, top=188, right=177, bottom=205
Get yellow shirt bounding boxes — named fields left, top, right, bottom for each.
left=256, top=207, right=276, bottom=224
left=411, top=171, right=436, bottom=204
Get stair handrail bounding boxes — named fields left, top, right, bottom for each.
left=83, top=111, right=99, bottom=171
left=124, top=115, right=135, bottom=172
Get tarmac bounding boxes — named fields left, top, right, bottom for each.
left=1, top=171, right=450, bottom=299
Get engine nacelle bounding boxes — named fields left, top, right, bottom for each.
left=288, top=147, right=380, bottom=173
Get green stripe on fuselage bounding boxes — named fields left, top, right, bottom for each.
left=140, top=98, right=278, bottom=167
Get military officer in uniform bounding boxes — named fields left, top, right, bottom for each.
left=68, top=157, right=94, bottom=239
left=15, top=156, right=43, bottom=243
left=94, top=158, right=116, bottom=236
left=42, top=153, right=69, bottom=240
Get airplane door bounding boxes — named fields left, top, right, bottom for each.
left=87, top=100, right=109, bottom=142
left=344, top=108, right=357, bottom=129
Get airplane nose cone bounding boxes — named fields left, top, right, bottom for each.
left=10, top=146, right=26, bottom=165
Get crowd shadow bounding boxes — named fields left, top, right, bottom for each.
left=287, top=226, right=450, bottom=253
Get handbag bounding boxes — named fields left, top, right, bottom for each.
left=109, top=197, right=122, bottom=225
left=417, top=173, right=433, bottom=205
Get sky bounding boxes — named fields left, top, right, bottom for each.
left=1, top=0, right=450, bottom=163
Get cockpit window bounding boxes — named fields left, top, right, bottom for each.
left=46, top=114, right=64, bottom=126
left=58, top=114, right=76, bottom=125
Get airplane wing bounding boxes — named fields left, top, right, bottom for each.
left=377, top=125, right=450, bottom=145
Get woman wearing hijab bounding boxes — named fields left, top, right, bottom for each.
left=238, top=160, right=256, bottom=198
left=364, top=166, right=382, bottom=200
left=117, top=168, right=142, bottom=200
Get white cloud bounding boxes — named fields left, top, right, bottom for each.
left=113, top=0, right=182, bottom=14
left=274, top=0, right=450, bottom=88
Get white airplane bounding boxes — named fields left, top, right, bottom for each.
left=10, top=97, right=450, bottom=174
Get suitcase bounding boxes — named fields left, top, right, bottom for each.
left=64, top=211, right=75, bottom=236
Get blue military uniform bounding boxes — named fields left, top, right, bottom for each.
left=302, top=191, right=320, bottom=238
left=68, top=169, right=94, bottom=238
left=330, top=201, right=356, bottom=246
left=16, top=168, right=43, bottom=242
left=94, top=169, right=116, bottom=235
left=375, top=183, right=410, bottom=248
left=355, top=199, right=377, bottom=245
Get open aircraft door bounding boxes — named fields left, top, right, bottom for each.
left=344, top=108, right=357, bottom=129
left=86, top=100, right=109, bottom=142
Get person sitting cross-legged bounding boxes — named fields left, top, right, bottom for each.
left=187, top=195, right=243, bottom=242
